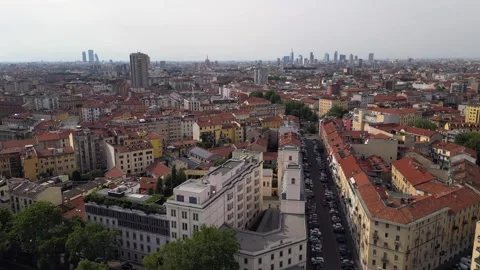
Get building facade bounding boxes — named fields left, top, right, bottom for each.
left=130, top=52, right=150, bottom=89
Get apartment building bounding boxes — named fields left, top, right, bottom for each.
left=165, top=150, right=264, bottom=239
left=319, top=96, right=348, bottom=116
left=85, top=183, right=170, bottom=264
left=141, top=116, right=182, bottom=144
left=165, top=149, right=307, bottom=270
left=471, top=221, right=480, bottom=269
left=105, top=142, right=154, bottom=175
left=181, top=116, right=196, bottom=139
left=367, top=108, right=422, bottom=125
left=352, top=108, right=400, bottom=131
left=321, top=120, right=480, bottom=270
left=8, top=178, right=62, bottom=213
left=465, top=104, right=480, bottom=124
left=74, top=128, right=112, bottom=173
left=431, top=141, right=477, bottom=168
left=81, top=103, right=113, bottom=122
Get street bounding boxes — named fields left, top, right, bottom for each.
left=304, top=139, right=341, bottom=270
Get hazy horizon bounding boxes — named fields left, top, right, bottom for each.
left=2, top=0, right=480, bottom=62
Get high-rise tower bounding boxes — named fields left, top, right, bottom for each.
left=129, top=52, right=150, bottom=88
left=82, top=51, right=87, bottom=62
left=88, top=50, right=94, bottom=63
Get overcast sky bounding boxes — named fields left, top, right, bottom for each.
left=1, top=0, right=479, bottom=62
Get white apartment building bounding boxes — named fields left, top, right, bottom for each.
left=351, top=94, right=374, bottom=108
left=81, top=105, right=113, bottom=122
left=181, top=117, right=196, bottom=139
left=33, top=95, right=59, bottom=111
left=85, top=184, right=170, bottom=264
left=165, top=150, right=264, bottom=240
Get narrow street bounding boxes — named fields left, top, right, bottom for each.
left=305, top=139, right=341, bottom=270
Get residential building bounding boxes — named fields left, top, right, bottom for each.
left=74, top=128, right=111, bottom=173
left=319, top=96, right=348, bottom=116
left=351, top=94, right=374, bottom=108
left=367, top=108, right=422, bottom=126
left=81, top=103, right=113, bottom=122
left=470, top=221, right=480, bottom=269
left=254, top=66, right=268, bottom=85
left=130, top=52, right=150, bottom=89
left=105, top=141, right=154, bottom=175
left=321, top=120, right=480, bottom=270
left=8, top=178, right=62, bottom=213
left=85, top=183, right=170, bottom=264
left=465, top=104, right=480, bottom=124
left=431, top=141, right=477, bottom=168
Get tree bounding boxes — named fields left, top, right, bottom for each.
left=163, top=175, right=174, bottom=197
left=408, top=119, right=437, bottom=131
left=75, top=259, right=108, bottom=270
left=72, top=170, right=82, bottom=182
left=0, top=208, right=12, bottom=254
left=325, top=105, right=348, bottom=118
left=147, top=188, right=154, bottom=195
left=249, top=91, right=264, bottom=98
left=66, top=223, right=119, bottom=267
left=284, top=100, right=316, bottom=121
left=307, top=123, right=318, bottom=134
left=455, top=132, right=480, bottom=165
left=143, top=225, right=239, bottom=270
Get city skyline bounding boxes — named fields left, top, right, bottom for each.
left=2, top=0, right=480, bottom=62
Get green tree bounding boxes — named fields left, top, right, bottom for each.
left=249, top=91, right=264, bottom=98
left=0, top=208, right=12, bottom=254
left=284, top=100, right=316, bottom=121
left=10, top=201, right=63, bottom=253
left=72, top=170, right=82, bottom=182
left=66, top=223, right=119, bottom=267
left=143, top=225, right=239, bottom=270
left=324, top=105, right=348, bottom=118
left=455, top=132, right=480, bottom=165
left=75, top=259, right=108, bottom=270
left=307, top=123, right=318, bottom=134
left=408, top=119, right=437, bottom=131
left=164, top=175, right=174, bottom=197
left=147, top=188, right=154, bottom=195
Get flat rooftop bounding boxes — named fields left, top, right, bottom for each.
left=233, top=209, right=306, bottom=253
left=214, top=160, right=243, bottom=175
left=177, top=180, right=209, bottom=193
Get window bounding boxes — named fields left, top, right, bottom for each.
left=385, top=224, right=389, bottom=229
left=395, top=255, right=398, bottom=261
left=280, top=251, right=283, bottom=257
left=288, top=258, right=291, bottom=264
left=372, top=260, right=376, bottom=266
left=299, top=244, right=303, bottom=251
left=244, top=258, right=248, bottom=264
left=193, top=225, right=199, bottom=232
left=299, top=254, right=302, bottom=261
left=171, top=209, right=176, bottom=217
left=182, top=235, right=188, bottom=240
left=176, top=195, right=184, bottom=202
left=182, top=211, right=187, bottom=219
left=291, top=178, right=295, bottom=184
left=171, top=221, right=176, bottom=228
left=397, top=226, right=401, bottom=231
left=279, top=261, right=283, bottom=267
left=182, top=223, right=188, bottom=230
left=288, top=248, right=291, bottom=254
left=373, top=249, right=377, bottom=256
left=193, top=213, right=199, bottom=221
left=289, top=156, right=292, bottom=161
left=133, top=233, right=136, bottom=239
left=172, top=232, right=177, bottom=239
left=189, top=197, right=197, bottom=204
left=147, top=236, right=150, bottom=243
left=375, top=221, right=378, bottom=226
left=258, top=258, right=262, bottom=264
left=140, top=235, right=143, bottom=241
left=385, top=233, right=389, bottom=238
left=271, top=254, right=274, bottom=260
left=270, top=265, right=274, bottom=270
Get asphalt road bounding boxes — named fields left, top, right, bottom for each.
left=305, top=139, right=341, bottom=270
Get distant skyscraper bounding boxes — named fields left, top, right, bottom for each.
left=349, top=54, right=354, bottom=63
left=358, top=59, right=363, bottom=67
left=354, top=55, right=358, bottom=61
left=253, top=63, right=267, bottom=85
left=129, top=52, right=150, bottom=88
left=334, top=51, right=338, bottom=62
left=339, top=54, right=346, bottom=62
left=88, top=50, right=94, bottom=63
left=290, top=49, right=294, bottom=65
left=368, top=53, right=374, bottom=62
left=324, top=53, right=330, bottom=62
left=299, top=55, right=303, bottom=66
left=282, top=56, right=290, bottom=65
left=309, top=52, right=314, bottom=63
left=94, top=53, right=99, bottom=63
left=82, top=51, right=87, bottom=62
left=159, top=61, right=166, bottom=69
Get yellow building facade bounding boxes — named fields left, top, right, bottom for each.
left=319, top=97, right=348, bottom=116
left=465, top=104, right=480, bottom=124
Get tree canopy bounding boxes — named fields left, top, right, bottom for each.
left=66, top=223, right=119, bottom=266
left=455, top=132, right=480, bottom=164
left=143, top=225, right=239, bottom=270
left=75, top=259, right=109, bottom=270
left=249, top=90, right=282, bottom=104
left=284, top=100, right=317, bottom=122
left=324, top=105, right=348, bottom=118
left=408, top=119, right=437, bottom=131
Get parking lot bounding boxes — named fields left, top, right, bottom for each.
left=302, top=138, right=356, bottom=270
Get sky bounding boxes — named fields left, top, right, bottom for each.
left=1, top=0, right=480, bottom=62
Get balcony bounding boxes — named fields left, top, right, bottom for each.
left=381, top=256, right=388, bottom=263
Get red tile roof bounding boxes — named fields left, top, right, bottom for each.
left=392, top=157, right=435, bottom=186
left=146, top=162, right=171, bottom=178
